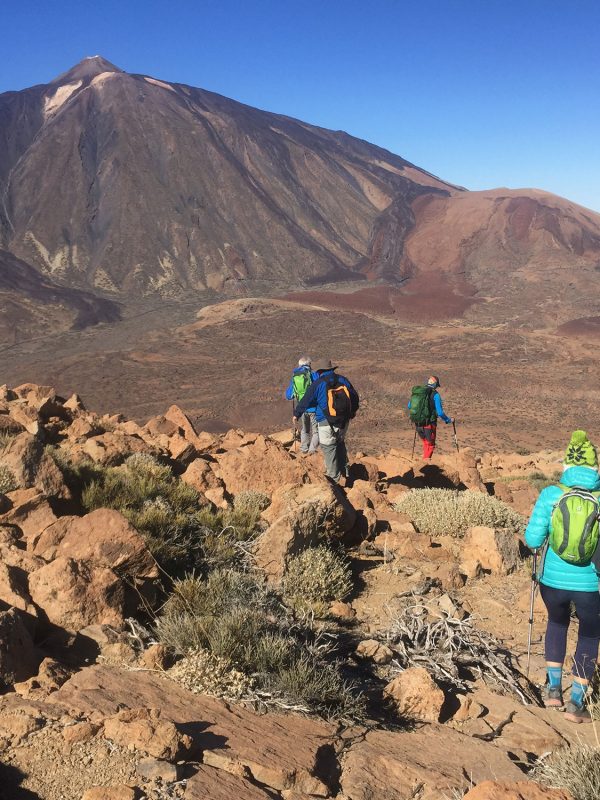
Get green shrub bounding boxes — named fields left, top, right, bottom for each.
left=78, top=456, right=263, bottom=574
left=282, top=546, right=353, bottom=615
left=395, top=488, right=525, bottom=537
left=266, top=655, right=365, bottom=720
left=156, top=569, right=364, bottom=720
left=533, top=744, right=600, bottom=800
left=0, top=464, right=17, bottom=494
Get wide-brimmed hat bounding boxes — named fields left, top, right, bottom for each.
left=564, top=430, right=598, bottom=469
left=314, top=359, right=337, bottom=372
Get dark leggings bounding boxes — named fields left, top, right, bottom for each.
left=540, top=583, right=600, bottom=680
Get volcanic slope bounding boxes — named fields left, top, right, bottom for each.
left=2, top=55, right=599, bottom=319
left=0, top=56, right=456, bottom=297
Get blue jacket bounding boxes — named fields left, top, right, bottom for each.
left=293, top=369, right=359, bottom=424
left=408, top=389, right=452, bottom=424
left=525, top=465, right=600, bottom=592
left=285, top=367, right=319, bottom=413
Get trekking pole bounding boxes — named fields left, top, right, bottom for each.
left=291, top=400, right=297, bottom=453
left=411, top=425, right=417, bottom=461
left=526, top=549, right=539, bottom=678
left=452, top=420, right=460, bottom=453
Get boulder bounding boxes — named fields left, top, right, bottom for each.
left=80, top=431, right=151, bottom=466
left=214, top=435, right=320, bottom=495
left=464, top=526, right=521, bottom=575
left=103, top=707, right=192, bottom=760
left=0, top=561, right=36, bottom=615
left=63, top=393, right=86, bottom=412
left=356, top=639, right=394, bottom=664
left=82, top=787, right=137, bottom=800
left=51, top=664, right=337, bottom=797
left=456, top=448, right=487, bottom=493
left=383, top=667, right=445, bottom=722
left=13, top=657, right=71, bottom=699
left=463, top=781, right=573, bottom=800
left=0, top=489, right=58, bottom=542
left=255, top=482, right=356, bottom=581
left=28, top=557, right=125, bottom=630
left=0, top=608, right=40, bottom=687
left=36, top=509, right=158, bottom=581
left=181, top=458, right=228, bottom=507
left=340, top=725, right=524, bottom=800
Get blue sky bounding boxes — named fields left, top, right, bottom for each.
left=2, top=0, right=599, bottom=211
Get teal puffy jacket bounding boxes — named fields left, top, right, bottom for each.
left=525, top=465, right=600, bottom=591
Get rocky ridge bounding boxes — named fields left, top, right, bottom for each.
left=0, top=382, right=593, bottom=800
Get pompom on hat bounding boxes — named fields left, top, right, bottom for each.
left=564, top=430, right=598, bottom=469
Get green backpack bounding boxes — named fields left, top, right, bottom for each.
left=292, top=367, right=312, bottom=402
left=409, top=385, right=437, bottom=425
left=549, top=484, right=600, bottom=565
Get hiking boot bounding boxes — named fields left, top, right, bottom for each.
left=564, top=700, right=592, bottom=724
left=544, top=686, right=564, bottom=708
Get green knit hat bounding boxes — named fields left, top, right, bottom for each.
left=564, top=430, right=598, bottom=468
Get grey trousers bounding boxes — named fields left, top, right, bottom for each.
left=300, top=412, right=319, bottom=453
left=317, top=422, right=349, bottom=480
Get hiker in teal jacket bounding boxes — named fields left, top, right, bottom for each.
left=525, top=430, right=600, bottom=723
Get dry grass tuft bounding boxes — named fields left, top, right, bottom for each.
left=395, top=488, right=525, bottom=537
left=533, top=743, right=600, bottom=800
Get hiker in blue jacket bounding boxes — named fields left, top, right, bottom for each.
left=285, top=356, right=319, bottom=454
left=293, top=359, right=359, bottom=483
left=525, top=430, right=600, bottom=723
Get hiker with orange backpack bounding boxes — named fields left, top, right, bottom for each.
left=525, top=430, right=600, bottom=723
left=285, top=357, right=319, bottom=454
left=408, top=375, right=454, bottom=459
left=292, top=359, right=359, bottom=483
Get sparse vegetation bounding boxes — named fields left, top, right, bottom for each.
left=0, top=430, right=16, bottom=451
left=156, top=569, right=364, bottom=720
left=0, top=464, right=18, bottom=494
left=76, top=455, right=263, bottom=574
left=282, top=545, right=353, bottom=616
left=233, top=489, right=271, bottom=514
left=168, top=647, right=252, bottom=700
left=528, top=469, right=562, bottom=494
left=534, top=744, right=600, bottom=800
left=395, top=488, right=525, bottom=537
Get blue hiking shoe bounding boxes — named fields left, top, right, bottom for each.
left=564, top=700, right=591, bottom=724
left=544, top=686, right=564, bottom=708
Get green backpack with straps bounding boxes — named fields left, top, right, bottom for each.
left=549, top=484, right=600, bottom=565
left=409, top=385, right=437, bottom=425
left=292, top=367, right=312, bottom=402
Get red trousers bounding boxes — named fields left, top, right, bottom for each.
left=417, top=423, right=437, bottom=458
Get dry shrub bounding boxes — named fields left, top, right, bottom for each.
left=168, top=648, right=252, bottom=700
left=233, top=490, right=271, bottom=514
left=0, top=464, right=17, bottom=494
left=395, top=488, right=525, bottom=537
left=282, top=546, right=353, bottom=615
left=534, top=744, right=600, bottom=800
left=0, top=430, right=16, bottom=451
